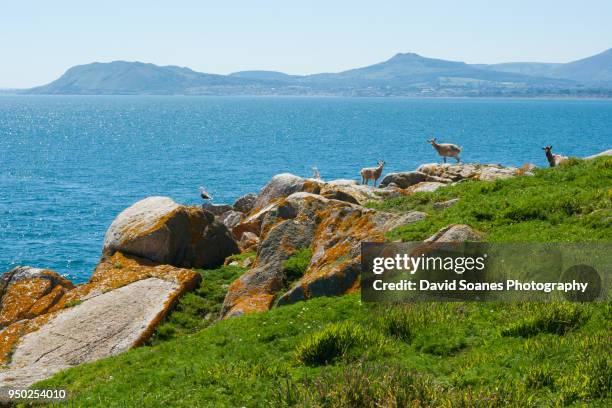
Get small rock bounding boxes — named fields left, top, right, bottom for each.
left=425, top=224, right=482, bottom=242
left=238, top=232, right=259, bottom=252
left=433, top=198, right=460, bottom=210
left=410, top=182, right=446, bottom=193
left=219, top=210, right=243, bottom=229
left=204, top=204, right=233, bottom=216
left=233, top=193, right=257, bottom=213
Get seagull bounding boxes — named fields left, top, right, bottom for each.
left=311, top=166, right=321, bottom=180
left=199, top=186, right=213, bottom=201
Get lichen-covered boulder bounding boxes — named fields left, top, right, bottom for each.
left=233, top=192, right=258, bottom=213
left=221, top=192, right=427, bottom=316
left=103, top=196, right=239, bottom=269
left=380, top=171, right=451, bottom=188
left=0, top=267, right=74, bottom=329
left=0, top=252, right=201, bottom=387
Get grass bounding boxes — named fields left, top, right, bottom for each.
left=501, top=303, right=588, bottom=338
left=28, top=158, right=612, bottom=407
left=367, top=157, right=612, bottom=242
left=283, top=247, right=312, bottom=284
left=147, top=264, right=246, bottom=344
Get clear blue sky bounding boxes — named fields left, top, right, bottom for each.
left=2, top=0, right=611, bottom=88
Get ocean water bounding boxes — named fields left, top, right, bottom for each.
left=1, top=96, right=611, bottom=282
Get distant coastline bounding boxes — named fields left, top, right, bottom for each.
left=10, top=49, right=612, bottom=97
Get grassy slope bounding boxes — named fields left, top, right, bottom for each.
left=32, top=158, right=611, bottom=407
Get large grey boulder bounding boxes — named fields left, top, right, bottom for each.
left=103, top=196, right=239, bottom=269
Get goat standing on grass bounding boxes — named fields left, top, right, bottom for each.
left=360, top=160, right=385, bottom=186
left=542, top=145, right=568, bottom=167
left=428, top=138, right=461, bottom=163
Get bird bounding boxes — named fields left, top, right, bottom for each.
left=199, top=186, right=213, bottom=201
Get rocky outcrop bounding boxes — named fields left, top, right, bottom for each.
left=416, top=163, right=527, bottom=182
left=221, top=192, right=426, bottom=317
left=0, top=252, right=201, bottom=388
left=0, top=267, right=74, bottom=329
left=379, top=171, right=451, bottom=188
left=103, top=196, right=239, bottom=269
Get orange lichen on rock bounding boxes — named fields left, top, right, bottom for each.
left=0, top=268, right=74, bottom=328
left=48, top=252, right=200, bottom=313
left=225, top=294, right=275, bottom=317
left=0, top=313, right=52, bottom=365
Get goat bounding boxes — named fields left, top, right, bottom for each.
left=428, top=138, right=461, bottom=163
left=360, top=160, right=385, bottom=186
left=542, top=145, right=568, bottom=167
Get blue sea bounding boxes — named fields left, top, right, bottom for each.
left=1, top=96, right=611, bottom=282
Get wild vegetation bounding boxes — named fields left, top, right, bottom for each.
left=31, top=158, right=611, bottom=407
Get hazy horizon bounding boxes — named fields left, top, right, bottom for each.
left=2, top=0, right=612, bottom=88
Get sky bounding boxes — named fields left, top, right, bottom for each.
left=1, top=0, right=611, bottom=88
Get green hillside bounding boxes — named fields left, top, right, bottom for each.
left=32, top=158, right=612, bottom=407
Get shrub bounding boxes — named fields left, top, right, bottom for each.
left=295, top=322, right=379, bottom=366
left=501, top=303, right=588, bottom=338
left=377, top=308, right=413, bottom=342
left=283, top=247, right=312, bottom=283
left=524, top=366, right=555, bottom=389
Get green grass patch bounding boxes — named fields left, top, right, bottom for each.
left=282, top=247, right=312, bottom=284
left=295, top=321, right=384, bottom=366
left=501, top=303, right=589, bottom=338
left=148, top=264, right=246, bottom=344
left=368, top=157, right=612, bottom=242
left=224, top=251, right=256, bottom=264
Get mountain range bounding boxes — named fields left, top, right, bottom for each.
left=22, top=48, right=612, bottom=97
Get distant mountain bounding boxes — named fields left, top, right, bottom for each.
left=23, top=49, right=612, bottom=97
left=25, top=61, right=259, bottom=95
left=482, top=49, right=612, bottom=85
left=552, top=48, right=612, bottom=84
left=478, top=62, right=562, bottom=78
